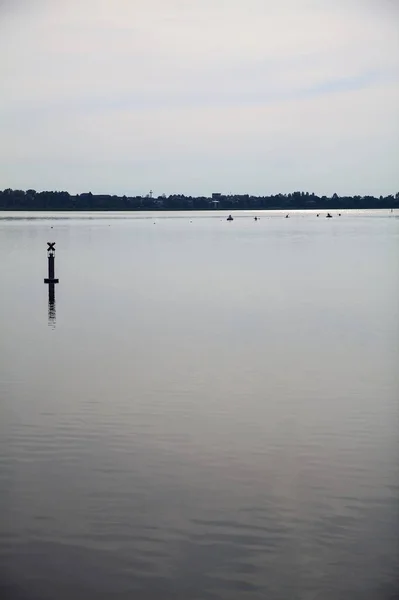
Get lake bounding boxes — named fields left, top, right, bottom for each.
left=0, top=210, right=398, bottom=599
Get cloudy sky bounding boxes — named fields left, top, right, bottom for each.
left=0, top=0, right=398, bottom=196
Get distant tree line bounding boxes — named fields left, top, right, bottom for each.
left=0, top=188, right=398, bottom=211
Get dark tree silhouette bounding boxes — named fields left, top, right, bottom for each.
left=0, top=189, right=398, bottom=211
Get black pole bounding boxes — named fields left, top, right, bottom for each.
left=48, top=253, right=55, bottom=280
left=44, top=242, right=59, bottom=284
left=44, top=242, right=58, bottom=327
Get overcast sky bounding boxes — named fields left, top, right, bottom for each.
left=0, top=0, right=398, bottom=196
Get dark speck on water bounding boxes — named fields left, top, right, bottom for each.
left=0, top=209, right=398, bottom=600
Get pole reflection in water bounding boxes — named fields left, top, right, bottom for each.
left=48, top=283, right=56, bottom=328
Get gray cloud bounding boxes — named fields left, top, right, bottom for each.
left=0, top=0, right=398, bottom=195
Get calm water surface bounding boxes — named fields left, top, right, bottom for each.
left=0, top=210, right=398, bottom=599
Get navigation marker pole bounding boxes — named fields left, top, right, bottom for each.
left=44, top=242, right=59, bottom=285
left=44, top=242, right=59, bottom=328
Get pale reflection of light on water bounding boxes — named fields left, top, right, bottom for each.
left=0, top=211, right=398, bottom=600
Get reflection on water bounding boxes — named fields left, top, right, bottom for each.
left=47, top=284, right=56, bottom=328
left=0, top=210, right=398, bottom=600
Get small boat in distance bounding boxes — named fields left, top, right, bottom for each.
left=227, top=215, right=234, bottom=221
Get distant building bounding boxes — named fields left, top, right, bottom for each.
left=211, top=193, right=221, bottom=208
